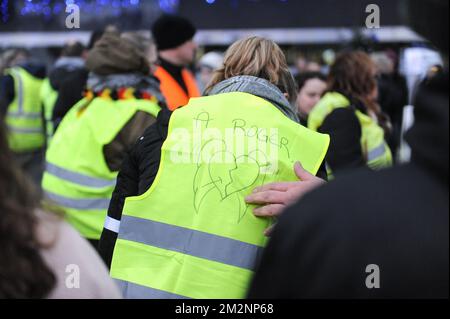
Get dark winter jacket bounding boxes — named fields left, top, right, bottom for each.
left=316, top=93, right=392, bottom=175
left=247, top=72, right=449, bottom=299
left=318, top=103, right=365, bottom=173
left=52, top=68, right=89, bottom=130
left=99, top=76, right=327, bottom=268
left=377, top=73, right=409, bottom=157
left=49, top=57, right=85, bottom=92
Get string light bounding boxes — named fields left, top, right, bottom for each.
left=204, top=0, right=289, bottom=5
left=18, top=0, right=143, bottom=17
left=3, top=0, right=290, bottom=22
left=1, top=0, right=9, bottom=23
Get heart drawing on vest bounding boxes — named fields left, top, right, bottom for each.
left=193, top=139, right=268, bottom=223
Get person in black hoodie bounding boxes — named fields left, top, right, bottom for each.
left=47, top=42, right=86, bottom=96
left=42, top=41, right=86, bottom=140
left=247, top=0, right=448, bottom=299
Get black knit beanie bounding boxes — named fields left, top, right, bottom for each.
left=151, top=15, right=197, bottom=51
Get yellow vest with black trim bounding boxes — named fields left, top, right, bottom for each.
left=42, top=96, right=161, bottom=240
left=308, top=92, right=393, bottom=171
left=4, top=67, right=45, bottom=152
left=109, top=92, right=330, bottom=299
left=40, top=78, right=58, bottom=144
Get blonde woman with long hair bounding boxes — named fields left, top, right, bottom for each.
left=99, top=37, right=330, bottom=299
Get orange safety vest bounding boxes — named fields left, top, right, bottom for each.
left=154, top=66, right=201, bottom=111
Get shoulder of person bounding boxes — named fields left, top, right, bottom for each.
left=36, top=210, right=122, bottom=299
left=136, top=108, right=172, bottom=144
left=322, top=107, right=360, bottom=128
left=20, top=63, right=47, bottom=79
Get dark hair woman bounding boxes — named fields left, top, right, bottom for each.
left=0, top=120, right=55, bottom=298
left=295, top=72, right=327, bottom=126
left=308, top=51, right=393, bottom=177
left=0, top=120, right=121, bottom=299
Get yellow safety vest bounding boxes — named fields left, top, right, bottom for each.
left=40, top=78, right=58, bottom=145
left=5, top=67, right=45, bottom=152
left=42, top=96, right=161, bottom=240
left=110, top=92, right=330, bottom=299
left=308, top=92, right=393, bottom=172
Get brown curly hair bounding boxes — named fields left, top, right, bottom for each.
left=328, top=51, right=392, bottom=134
left=0, top=120, right=56, bottom=298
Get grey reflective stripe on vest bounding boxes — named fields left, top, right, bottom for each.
left=7, top=125, right=42, bottom=134
left=115, top=279, right=190, bottom=299
left=46, top=162, right=117, bottom=188
left=11, top=68, right=24, bottom=114
left=104, top=216, right=121, bottom=233
left=7, top=112, right=42, bottom=119
left=119, top=215, right=264, bottom=271
left=45, top=191, right=110, bottom=210
left=7, top=69, right=41, bottom=119
left=367, top=143, right=386, bottom=162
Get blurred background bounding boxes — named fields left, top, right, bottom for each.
left=0, top=0, right=446, bottom=160
left=0, top=1, right=442, bottom=61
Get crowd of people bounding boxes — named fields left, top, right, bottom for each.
left=0, top=0, right=448, bottom=299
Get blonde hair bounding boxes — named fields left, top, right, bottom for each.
left=205, top=36, right=297, bottom=103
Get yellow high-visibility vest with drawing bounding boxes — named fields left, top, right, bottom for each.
left=110, top=92, right=330, bottom=299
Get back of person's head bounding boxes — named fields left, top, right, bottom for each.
left=121, top=32, right=157, bottom=66
left=205, top=36, right=297, bottom=104
left=328, top=51, right=376, bottom=103
left=86, top=25, right=120, bottom=51
left=0, top=121, right=56, bottom=298
left=0, top=48, right=29, bottom=71
left=329, top=51, right=391, bottom=133
left=61, top=41, right=86, bottom=58
left=86, top=32, right=151, bottom=76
